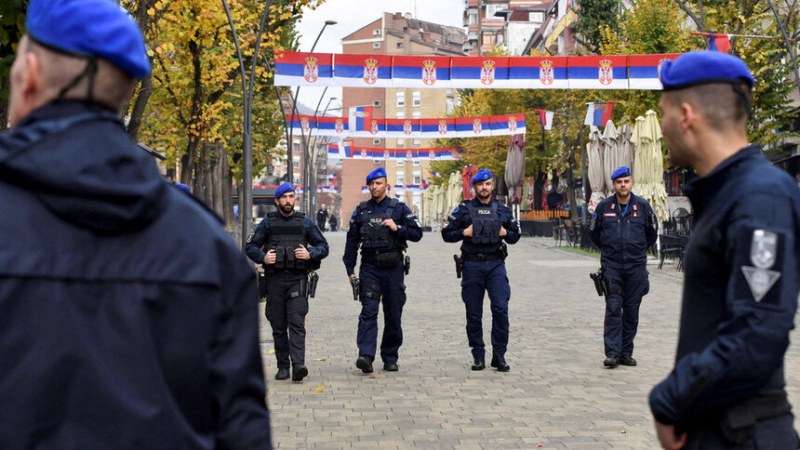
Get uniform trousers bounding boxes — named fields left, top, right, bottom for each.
left=265, top=272, right=308, bottom=369
left=461, top=259, right=510, bottom=360
left=603, top=266, right=648, bottom=358
left=357, top=263, right=406, bottom=363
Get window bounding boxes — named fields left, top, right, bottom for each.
left=396, top=111, right=405, bottom=119
left=397, top=171, right=405, bottom=185
left=396, top=42, right=404, bottom=49
left=397, top=160, right=405, bottom=166
left=529, top=12, right=544, bottom=22
left=292, top=157, right=300, bottom=167
left=373, top=138, right=381, bottom=145
left=372, top=28, right=381, bottom=36
left=293, top=176, right=299, bottom=184
left=397, top=138, right=405, bottom=147
left=413, top=170, right=421, bottom=185
left=412, top=91, right=421, bottom=107
left=292, top=143, right=300, bottom=154
left=468, top=11, right=478, bottom=25
left=373, top=100, right=381, bottom=107
left=413, top=160, right=421, bottom=166
left=412, top=111, right=421, bottom=119
left=373, top=159, right=381, bottom=164
left=413, top=138, right=421, bottom=147
left=396, top=92, right=405, bottom=107
left=372, top=42, right=381, bottom=49
left=485, top=4, right=507, bottom=18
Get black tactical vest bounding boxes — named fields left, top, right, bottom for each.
left=265, top=212, right=314, bottom=271
left=358, top=199, right=400, bottom=251
left=466, top=201, right=501, bottom=244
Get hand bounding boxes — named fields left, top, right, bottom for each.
left=349, top=274, right=358, bottom=283
left=499, top=226, right=507, bottom=237
left=264, top=249, right=276, bottom=265
left=294, top=244, right=311, bottom=261
left=463, top=224, right=473, bottom=237
left=381, top=218, right=398, bottom=231
left=654, top=420, right=687, bottom=450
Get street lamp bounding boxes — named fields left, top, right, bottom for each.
left=306, top=96, right=338, bottom=213
left=286, top=19, right=338, bottom=183
left=222, top=0, right=271, bottom=250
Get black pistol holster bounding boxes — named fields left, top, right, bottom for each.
left=403, top=255, right=411, bottom=275
left=307, top=271, right=319, bottom=298
left=350, top=278, right=360, bottom=301
left=590, top=268, right=611, bottom=297
left=454, top=254, right=463, bottom=278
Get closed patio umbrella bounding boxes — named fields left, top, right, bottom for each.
left=586, top=126, right=605, bottom=213
left=631, top=110, right=668, bottom=221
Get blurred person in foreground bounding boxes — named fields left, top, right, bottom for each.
left=0, top=0, right=271, bottom=448
left=650, top=50, right=800, bottom=449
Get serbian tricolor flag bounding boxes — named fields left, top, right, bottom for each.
left=273, top=51, right=333, bottom=87
left=348, top=105, right=374, bottom=135
left=568, top=55, right=628, bottom=89
left=490, top=114, right=527, bottom=136
left=392, top=55, right=452, bottom=88
left=510, top=56, right=569, bottom=89
left=454, top=116, right=491, bottom=138
left=315, top=116, right=349, bottom=136
left=451, top=56, right=511, bottom=89
left=628, top=54, right=680, bottom=90
left=537, top=109, right=554, bottom=130
left=334, top=53, right=392, bottom=87
left=419, top=118, right=455, bottom=138
left=385, top=118, right=420, bottom=138
left=328, top=141, right=349, bottom=159
left=284, top=114, right=316, bottom=135
left=708, top=33, right=732, bottom=53
left=584, top=102, right=614, bottom=127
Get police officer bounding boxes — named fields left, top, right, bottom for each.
left=246, top=182, right=329, bottom=382
left=343, top=168, right=422, bottom=373
left=0, top=0, right=271, bottom=446
left=442, top=169, right=521, bottom=372
left=590, top=166, right=658, bottom=369
left=650, top=51, right=800, bottom=449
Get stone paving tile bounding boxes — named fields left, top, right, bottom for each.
left=260, top=232, right=800, bottom=448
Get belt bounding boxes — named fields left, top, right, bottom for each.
left=462, top=252, right=502, bottom=262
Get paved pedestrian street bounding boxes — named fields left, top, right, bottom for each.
left=259, top=232, right=800, bottom=449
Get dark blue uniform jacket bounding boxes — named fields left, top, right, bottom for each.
left=590, top=193, right=658, bottom=271
left=343, top=196, right=422, bottom=276
left=649, top=145, right=800, bottom=425
left=442, top=198, right=521, bottom=252
left=0, top=102, right=271, bottom=449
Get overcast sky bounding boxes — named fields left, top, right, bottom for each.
left=294, top=0, right=465, bottom=110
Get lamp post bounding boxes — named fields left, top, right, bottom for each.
left=286, top=19, right=337, bottom=192
left=306, top=96, right=338, bottom=214
left=222, top=0, right=271, bottom=250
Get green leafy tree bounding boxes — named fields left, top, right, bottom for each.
left=574, top=0, right=622, bottom=53
left=0, top=0, right=28, bottom=130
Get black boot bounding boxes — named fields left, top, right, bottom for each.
left=490, top=356, right=510, bottom=372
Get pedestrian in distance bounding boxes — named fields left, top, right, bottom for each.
left=343, top=168, right=423, bottom=373
left=590, top=166, right=658, bottom=369
left=316, top=203, right=329, bottom=232
left=650, top=51, right=800, bottom=449
left=329, top=212, right=339, bottom=232
left=246, top=182, right=329, bottom=382
left=442, top=168, right=521, bottom=372
left=0, top=0, right=272, bottom=447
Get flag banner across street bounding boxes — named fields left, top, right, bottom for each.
left=274, top=51, right=681, bottom=90
left=327, top=143, right=462, bottom=160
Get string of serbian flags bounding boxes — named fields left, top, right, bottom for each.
left=327, top=142, right=462, bottom=160
left=286, top=109, right=528, bottom=138
left=274, top=51, right=681, bottom=90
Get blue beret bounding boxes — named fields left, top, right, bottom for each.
left=274, top=182, right=295, bottom=199
left=611, top=166, right=631, bottom=180
left=366, top=167, right=387, bottom=184
left=660, top=51, right=754, bottom=91
left=175, top=183, right=190, bottom=193
left=471, top=168, right=493, bottom=184
left=26, top=0, right=151, bottom=79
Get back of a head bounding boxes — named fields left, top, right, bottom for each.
left=25, top=0, right=151, bottom=110
left=660, top=51, right=755, bottom=131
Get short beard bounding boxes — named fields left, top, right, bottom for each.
left=280, top=203, right=294, bottom=214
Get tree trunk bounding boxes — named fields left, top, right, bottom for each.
left=126, top=76, right=152, bottom=140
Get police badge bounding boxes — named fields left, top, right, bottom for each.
left=741, top=229, right=781, bottom=302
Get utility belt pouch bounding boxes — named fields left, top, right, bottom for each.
left=307, top=272, right=319, bottom=298
left=374, top=251, right=402, bottom=268
left=403, top=255, right=411, bottom=275
left=273, top=247, right=286, bottom=269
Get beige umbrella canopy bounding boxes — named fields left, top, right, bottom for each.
left=601, top=120, right=632, bottom=197
left=586, top=126, right=605, bottom=213
left=505, top=135, right=526, bottom=206
left=631, top=110, right=668, bottom=221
